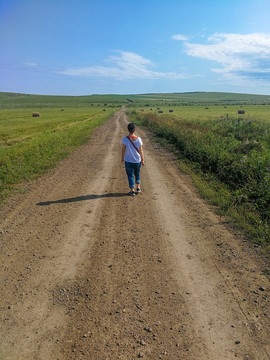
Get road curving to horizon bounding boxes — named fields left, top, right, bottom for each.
left=0, top=109, right=269, bottom=359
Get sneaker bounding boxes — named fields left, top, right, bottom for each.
left=128, top=190, right=135, bottom=196
left=136, top=188, right=142, bottom=194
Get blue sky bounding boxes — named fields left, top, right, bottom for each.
left=2, top=0, right=270, bottom=95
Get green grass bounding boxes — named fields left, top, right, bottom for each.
left=137, top=104, right=270, bottom=121
left=128, top=106, right=270, bottom=251
left=0, top=107, right=114, bottom=202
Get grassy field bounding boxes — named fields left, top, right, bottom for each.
left=141, top=104, right=270, bottom=122
left=0, top=106, right=114, bottom=201
left=128, top=105, right=270, bottom=250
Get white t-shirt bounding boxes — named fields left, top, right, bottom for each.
left=122, top=136, right=143, bottom=163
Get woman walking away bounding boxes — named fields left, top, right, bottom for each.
left=121, top=123, right=145, bottom=196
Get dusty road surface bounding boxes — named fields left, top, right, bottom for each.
left=0, top=109, right=270, bottom=360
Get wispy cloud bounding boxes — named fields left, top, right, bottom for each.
left=23, top=62, right=38, bottom=67
left=174, top=33, right=270, bottom=82
left=172, top=34, right=189, bottom=41
left=57, top=51, right=187, bottom=80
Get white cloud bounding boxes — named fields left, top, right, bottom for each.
left=172, top=34, right=188, bottom=41
left=182, top=33, right=270, bottom=81
left=57, top=51, right=186, bottom=80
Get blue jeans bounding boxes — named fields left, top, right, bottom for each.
left=125, top=161, right=141, bottom=189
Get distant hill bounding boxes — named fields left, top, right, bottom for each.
left=134, top=92, right=270, bottom=105
left=0, top=92, right=128, bottom=109
left=1, top=91, right=270, bottom=109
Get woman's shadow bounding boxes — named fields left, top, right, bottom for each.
left=37, top=193, right=128, bottom=206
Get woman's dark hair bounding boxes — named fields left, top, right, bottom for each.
left=128, top=123, right=136, bottom=133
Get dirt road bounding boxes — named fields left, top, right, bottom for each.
left=0, top=109, right=269, bottom=360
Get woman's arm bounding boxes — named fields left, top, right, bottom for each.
left=139, top=145, right=145, bottom=166
left=121, top=144, right=126, bottom=163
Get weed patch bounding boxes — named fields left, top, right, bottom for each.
left=128, top=109, right=270, bottom=250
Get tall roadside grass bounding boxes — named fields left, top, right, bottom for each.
left=0, top=108, right=114, bottom=202
left=128, top=109, right=270, bottom=250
